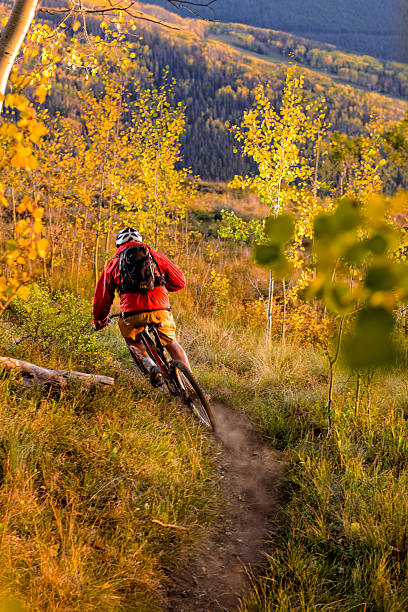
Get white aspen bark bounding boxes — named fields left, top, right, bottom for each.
left=0, top=0, right=39, bottom=114
left=266, top=270, right=274, bottom=352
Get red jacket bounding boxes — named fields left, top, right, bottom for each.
left=93, top=242, right=186, bottom=328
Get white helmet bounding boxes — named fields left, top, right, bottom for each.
left=115, top=227, right=143, bottom=247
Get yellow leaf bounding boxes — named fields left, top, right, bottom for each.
left=34, top=84, right=47, bottom=104
left=5, top=93, right=28, bottom=111
left=11, top=144, right=37, bottom=171
left=33, top=220, right=43, bottom=234
left=37, top=238, right=48, bottom=258
left=22, top=196, right=33, bottom=212
left=33, top=207, right=44, bottom=220
left=72, top=20, right=81, bottom=32
left=17, top=285, right=30, bottom=300
left=15, top=219, right=28, bottom=235
left=28, top=120, right=47, bottom=143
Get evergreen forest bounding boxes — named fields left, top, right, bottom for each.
left=140, top=0, right=404, bottom=61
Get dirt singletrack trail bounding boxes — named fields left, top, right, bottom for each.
left=167, top=401, right=285, bottom=611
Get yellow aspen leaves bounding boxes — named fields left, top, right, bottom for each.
left=11, top=144, right=38, bottom=171
left=34, top=84, right=47, bottom=104
left=16, top=285, right=30, bottom=300
left=1, top=91, right=48, bottom=313
left=33, top=221, right=43, bottom=234
left=36, top=239, right=49, bottom=259
left=0, top=185, right=7, bottom=208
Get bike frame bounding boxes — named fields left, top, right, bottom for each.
left=107, top=314, right=215, bottom=429
left=139, top=326, right=172, bottom=381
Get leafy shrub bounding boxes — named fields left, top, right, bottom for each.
left=10, top=284, right=110, bottom=368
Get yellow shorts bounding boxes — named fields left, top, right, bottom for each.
left=118, top=310, right=176, bottom=346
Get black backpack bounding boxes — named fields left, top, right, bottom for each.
left=117, top=244, right=165, bottom=295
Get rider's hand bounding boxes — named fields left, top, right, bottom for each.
left=93, top=317, right=109, bottom=331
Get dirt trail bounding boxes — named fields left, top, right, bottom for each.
left=167, top=402, right=285, bottom=611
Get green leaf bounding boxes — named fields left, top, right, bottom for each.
left=324, top=282, right=354, bottom=314
left=364, top=234, right=388, bottom=256
left=264, top=214, right=295, bottom=245
left=5, top=240, right=18, bottom=253
left=343, top=307, right=396, bottom=369
left=314, top=198, right=360, bottom=239
left=364, top=265, right=397, bottom=292
left=254, top=244, right=281, bottom=266
left=253, top=244, right=292, bottom=278
left=343, top=242, right=367, bottom=266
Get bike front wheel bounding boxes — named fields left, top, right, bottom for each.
left=171, top=361, right=216, bottom=430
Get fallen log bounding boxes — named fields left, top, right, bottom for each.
left=0, top=356, right=115, bottom=387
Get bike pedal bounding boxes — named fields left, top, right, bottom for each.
left=150, top=366, right=164, bottom=388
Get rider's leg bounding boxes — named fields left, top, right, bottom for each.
left=126, top=337, right=157, bottom=372
left=165, top=340, right=191, bottom=371
left=126, top=337, right=146, bottom=359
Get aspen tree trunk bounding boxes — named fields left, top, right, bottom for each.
left=282, top=277, right=286, bottom=346
left=104, top=195, right=113, bottom=259
left=94, top=161, right=108, bottom=280
left=313, top=139, right=321, bottom=200
left=266, top=271, right=274, bottom=352
left=0, top=0, right=39, bottom=113
left=266, top=181, right=281, bottom=351
left=77, top=208, right=88, bottom=293
left=11, top=186, right=16, bottom=237
left=153, top=168, right=158, bottom=249
left=185, top=207, right=189, bottom=258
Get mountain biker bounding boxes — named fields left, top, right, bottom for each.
left=93, top=227, right=190, bottom=387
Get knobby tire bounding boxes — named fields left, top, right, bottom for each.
left=171, top=361, right=216, bottom=430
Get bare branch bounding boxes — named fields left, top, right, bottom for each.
left=38, top=5, right=179, bottom=29
left=39, top=0, right=216, bottom=13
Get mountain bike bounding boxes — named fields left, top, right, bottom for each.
left=109, top=314, right=216, bottom=430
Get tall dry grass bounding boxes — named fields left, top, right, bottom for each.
left=0, top=291, right=220, bottom=610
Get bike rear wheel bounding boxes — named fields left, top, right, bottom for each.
left=171, top=361, right=216, bottom=430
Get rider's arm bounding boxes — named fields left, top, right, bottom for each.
left=153, top=251, right=186, bottom=292
left=93, top=260, right=117, bottom=328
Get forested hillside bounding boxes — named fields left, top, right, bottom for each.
left=207, top=22, right=408, bottom=100
left=140, top=0, right=403, bottom=61
left=34, top=3, right=408, bottom=185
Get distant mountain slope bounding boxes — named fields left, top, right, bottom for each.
left=139, top=0, right=403, bottom=61
left=205, top=23, right=408, bottom=100
left=31, top=2, right=408, bottom=184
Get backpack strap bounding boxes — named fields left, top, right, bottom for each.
left=148, top=249, right=166, bottom=285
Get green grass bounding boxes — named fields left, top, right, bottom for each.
left=4, top=264, right=408, bottom=610
left=171, top=303, right=408, bottom=611
left=0, top=311, right=219, bottom=610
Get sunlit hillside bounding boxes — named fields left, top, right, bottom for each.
left=139, top=0, right=403, bottom=61
left=26, top=1, right=408, bottom=185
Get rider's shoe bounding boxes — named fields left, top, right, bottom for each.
left=149, top=366, right=164, bottom=388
